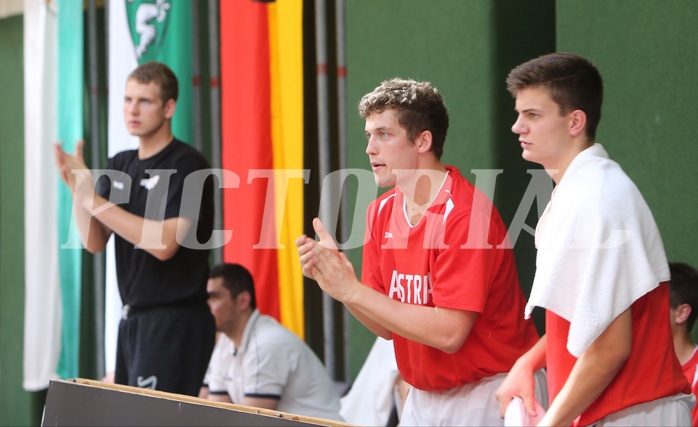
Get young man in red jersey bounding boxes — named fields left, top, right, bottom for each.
left=495, top=52, right=693, bottom=426
left=297, top=78, right=544, bottom=426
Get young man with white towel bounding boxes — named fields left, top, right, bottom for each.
left=495, top=52, right=694, bottom=426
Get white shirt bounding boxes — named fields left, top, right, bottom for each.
left=207, top=310, right=342, bottom=421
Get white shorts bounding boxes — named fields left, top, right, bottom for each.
left=592, top=393, right=695, bottom=426
left=399, top=370, right=548, bottom=426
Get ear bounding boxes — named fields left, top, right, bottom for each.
left=164, top=98, right=176, bottom=120
left=569, top=109, right=587, bottom=138
left=675, top=303, right=692, bottom=325
left=236, top=290, right=252, bottom=311
left=416, top=130, right=433, bottom=154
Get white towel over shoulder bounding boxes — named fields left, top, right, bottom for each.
left=525, top=144, right=669, bottom=357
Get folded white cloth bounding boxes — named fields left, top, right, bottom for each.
left=525, top=144, right=669, bottom=357
left=339, top=337, right=400, bottom=426
left=504, top=396, right=546, bottom=426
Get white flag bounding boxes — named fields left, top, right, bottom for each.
left=23, top=0, right=62, bottom=391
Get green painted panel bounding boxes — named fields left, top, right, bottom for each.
left=346, top=0, right=496, bottom=176
left=0, top=14, right=33, bottom=427
left=557, top=0, right=698, bottom=337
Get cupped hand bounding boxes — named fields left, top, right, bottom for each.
left=296, top=218, right=359, bottom=303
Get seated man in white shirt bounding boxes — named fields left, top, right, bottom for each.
left=204, top=263, right=342, bottom=421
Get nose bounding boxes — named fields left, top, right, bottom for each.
left=365, top=135, right=377, bottom=155
left=511, top=115, right=525, bottom=135
left=125, top=101, right=138, bottom=116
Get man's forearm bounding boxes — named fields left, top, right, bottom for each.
left=344, top=284, right=476, bottom=354
left=86, top=194, right=187, bottom=261
left=72, top=197, right=111, bottom=253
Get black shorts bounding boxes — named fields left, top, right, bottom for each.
left=114, top=300, right=216, bottom=397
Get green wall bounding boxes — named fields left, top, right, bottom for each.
left=557, top=1, right=698, bottom=265
left=0, top=14, right=34, bottom=427
left=557, top=0, right=698, bottom=339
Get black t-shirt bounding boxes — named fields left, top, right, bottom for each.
left=97, top=139, right=214, bottom=307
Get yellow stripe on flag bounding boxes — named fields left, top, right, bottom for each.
left=268, top=0, right=305, bottom=339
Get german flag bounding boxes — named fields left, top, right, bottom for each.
left=220, top=0, right=305, bottom=338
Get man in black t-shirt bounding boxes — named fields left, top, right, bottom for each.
left=54, top=61, right=215, bottom=396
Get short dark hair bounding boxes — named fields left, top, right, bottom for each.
left=506, top=52, right=603, bottom=141
left=209, top=263, right=257, bottom=310
left=669, top=262, right=698, bottom=330
left=127, top=61, right=179, bottom=105
left=358, top=78, right=449, bottom=159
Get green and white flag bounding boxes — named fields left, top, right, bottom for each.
left=105, top=0, right=194, bottom=374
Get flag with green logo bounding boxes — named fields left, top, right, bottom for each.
left=104, top=0, right=194, bottom=374
left=120, top=0, right=193, bottom=141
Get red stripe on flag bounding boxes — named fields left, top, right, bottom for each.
left=220, top=0, right=280, bottom=320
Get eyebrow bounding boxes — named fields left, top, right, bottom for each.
left=124, top=94, right=156, bottom=101
left=366, top=126, right=394, bottom=133
left=516, top=107, right=543, bottom=114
